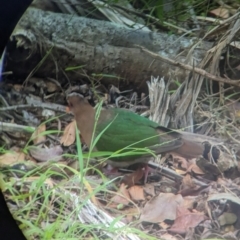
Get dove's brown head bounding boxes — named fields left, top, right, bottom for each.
left=67, top=93, right=89, bottom=111
left=66, top=93, right=95, bottom=146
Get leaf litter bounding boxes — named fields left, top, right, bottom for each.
left=2, top=78, right=240, bottom=240
left=3, top=1, right=240, bottom=238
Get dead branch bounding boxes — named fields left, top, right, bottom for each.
left=0, top=103, right=66, bottom=113
left=140, top=46, right=240, bottom=87
left=0, top=122, right=35, bottom=133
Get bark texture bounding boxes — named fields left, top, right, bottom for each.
left=7, top=7, right=212, bottom=88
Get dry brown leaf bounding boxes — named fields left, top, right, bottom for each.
left=46, top=81, right=60, bottom=93
left=60, top=121, right=76, bottom=146
left=111, top=183, right=131, bottom=205
left=187, top=163, right=205, bottom=175
left=172, top=154, right=188, bottom=169
left=169, top=206, right=205, bottom=234
left=175, top=169, right=186, bottom=175
left=210, top=7, right=229, bottom=18
left=121, top=168, right=144, bottom=187
left=159, top=221, right=170, bottom=230
left=182, top=196, right=197, bottom=209
left=179, top=185, right=209, bottom=197
left=29, top=145, right=63, bottom=162
left=32, top=124, right=46, bottom=144
left=121, top=207, right=140, bottom=223
left=143, top=183, right=155, bottom=196
left=128, top=186, right=145, bottom=201
left=197, top=157, right=222, bottom=175
left=182, top=174, right=194, bottom=188
left=140, top=193, right=183, bottom=223
left=160, top=233, right=178, bottom=240
left=0, top=151, right=26, bottom=166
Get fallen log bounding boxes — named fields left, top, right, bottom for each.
left=6, top=7, right=212, bottom=89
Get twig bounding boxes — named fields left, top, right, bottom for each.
left=0, top=122, right=35, bottom=133
left=148, top=160, right=208, bottom=187
left=138, top=46, right=240, bottom=87
left=0, top=103, right=66, bottom=113
left=0, top=94, right=9, bottom=107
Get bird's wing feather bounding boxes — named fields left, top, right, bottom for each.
left=95, top=109, right=183, bottom=155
